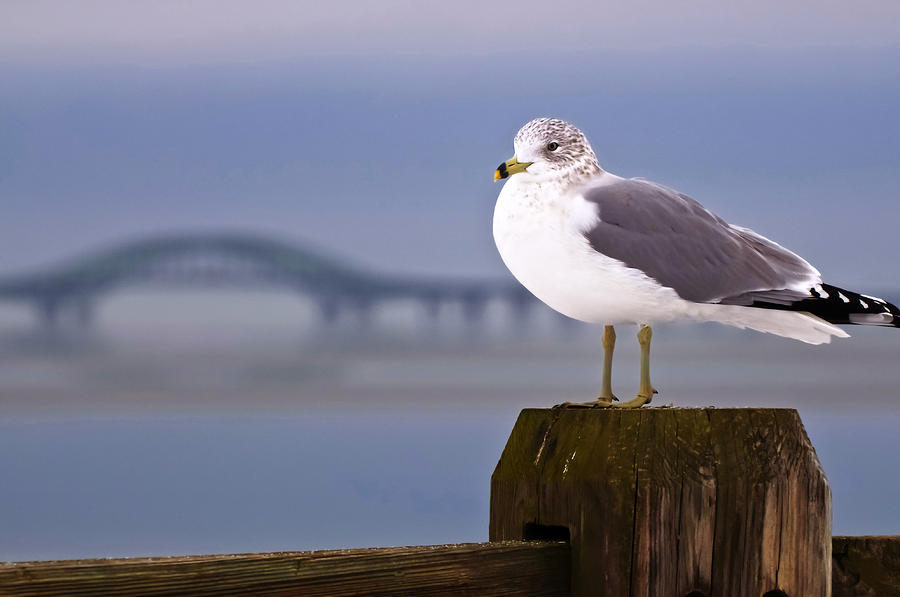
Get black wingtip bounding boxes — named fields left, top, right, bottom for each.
left=741, top=283, right=900, bottom=327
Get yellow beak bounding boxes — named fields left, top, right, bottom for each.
left=494, top=156, right=533, bottom=181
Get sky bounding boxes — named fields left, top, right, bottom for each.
left=3, top=1, right=899, bottom=60
left=1, top=1, right=899, bottom=287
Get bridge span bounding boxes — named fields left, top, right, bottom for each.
left=0, top=233, right=540, bottom=327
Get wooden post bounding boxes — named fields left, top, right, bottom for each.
left=833, top=536, right=900, bottom=596
left=490, top=408, right=832, bottom=597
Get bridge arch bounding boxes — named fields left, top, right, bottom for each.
left=0, top=232, right=536, bottom=328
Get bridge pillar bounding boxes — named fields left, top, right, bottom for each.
left=353, top=297, right=374, bottom=330
left=423, top=297, right=443, bottom=324
left=36, top=300, right=60, bottom=328
left=508, top=293, right=534, bottom=326
left=74, top=300, right=94, bottom=327
left=316, top=296, right=341, bottom=326
left=461, top=295, right=488, bottom=328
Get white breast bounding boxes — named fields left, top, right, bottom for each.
left=492, top=173, right=688, bottom=325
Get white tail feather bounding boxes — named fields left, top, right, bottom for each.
left=692, top=304, right=850, bottom=345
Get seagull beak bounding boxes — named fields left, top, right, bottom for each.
left=494, top=156, right=532, bottom=181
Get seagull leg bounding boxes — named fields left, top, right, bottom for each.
left=555, top=324, right=656, bottom=410
left=556, top=325, right=618, bottom=408
left=613, top=324, right=657, bottom=409
left=596, top=325, right=618, bottom=405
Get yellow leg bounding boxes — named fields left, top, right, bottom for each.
left=555, top=324, right=657, bottom=410
left=597, top=325, right=618, bottom=404
left=613, top=324, right=657, bottom=408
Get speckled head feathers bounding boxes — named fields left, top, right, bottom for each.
left=513, top=118, right=602, bottom=179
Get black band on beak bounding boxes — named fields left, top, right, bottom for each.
left=496, top=162, right=509, bottom=179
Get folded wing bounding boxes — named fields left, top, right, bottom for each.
left=581, top=178, right=821, bottom=304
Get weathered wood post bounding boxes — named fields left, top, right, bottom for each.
left=490, top=408, right=831, bottom=597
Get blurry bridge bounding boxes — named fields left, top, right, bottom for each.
left=0, top=233, right=539, bottom=327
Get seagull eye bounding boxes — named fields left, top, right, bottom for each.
left=547, top=142, right=559, bottom=151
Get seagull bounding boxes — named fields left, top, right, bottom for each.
left=492, top=117, right=900, bottom=408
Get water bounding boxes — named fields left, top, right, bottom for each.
left=0, top=413, right=514, bottom=560
left=1, top=294, right=899, bottom=561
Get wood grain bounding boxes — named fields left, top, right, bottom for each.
left=833, top=536, right=900, bottom=596
left=0, top=541, right=570, bottom=597
left=490, top=407, right=831, bottom=597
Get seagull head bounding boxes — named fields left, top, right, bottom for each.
left=494, top=118, right=602, bottom=183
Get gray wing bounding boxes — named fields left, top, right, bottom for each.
left=581, top=178, right=819, bottom=303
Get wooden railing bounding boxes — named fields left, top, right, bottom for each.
left=0, top=542, right=569, bottom=597
left=3, top=537, right=898, bottom=596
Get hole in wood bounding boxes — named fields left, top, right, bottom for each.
left=684, top=591, right=706, bottom=597
left=762, top=591, right=789, bottom=597
left=523, top=522, right=570, bottom=542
